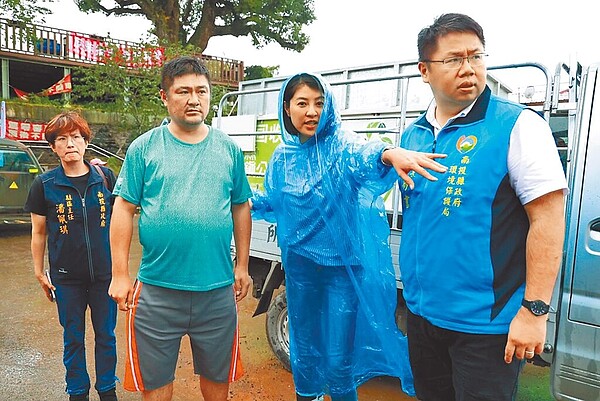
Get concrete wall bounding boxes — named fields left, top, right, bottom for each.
left=4, top=101, right=129, bottom=126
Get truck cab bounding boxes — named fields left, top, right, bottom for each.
left=550, top=62, right=600, bottom=401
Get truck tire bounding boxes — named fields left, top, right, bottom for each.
left=265, top=290, right=291, bottom=371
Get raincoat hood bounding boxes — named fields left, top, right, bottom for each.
left=251, top=72, right=414, bottom=396
left=278, top=72, right=342, bottom=147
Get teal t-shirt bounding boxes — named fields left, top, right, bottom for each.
left=114, top=125, right=252, bottom=291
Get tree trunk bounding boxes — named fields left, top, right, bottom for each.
left=152, top=1, right=181, bottom=44
left=187, top=0, right=216, bottom=51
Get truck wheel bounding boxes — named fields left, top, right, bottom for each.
left=266, top=290, right=291, bottom=371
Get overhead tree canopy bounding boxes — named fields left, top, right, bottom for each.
left=244, top=65, right=279, bottom=80
left=73, top=0, right=315, bottom=52
left=0, top=0, right=53, bottom=24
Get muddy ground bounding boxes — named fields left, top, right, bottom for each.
left=0, top=223, right=552, bottom=401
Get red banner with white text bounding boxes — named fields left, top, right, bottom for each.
left=44, top=74, right=72, bottom=96
left=11, top=74, right=72, bottom=101
left=5, top=119, right=47, bottom=141
left=68, top=32, right=165, bottom=68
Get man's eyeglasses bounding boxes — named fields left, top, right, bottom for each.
left=423, top=53, right=488, bottom=70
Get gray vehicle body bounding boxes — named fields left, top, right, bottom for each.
left=550, top=62, right=600, bottom=400
left=220, top=59, right=599, bottom=400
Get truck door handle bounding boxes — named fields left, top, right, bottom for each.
left=591, top=221, right=600, bottom=241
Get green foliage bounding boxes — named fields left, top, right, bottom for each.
left=69, top=41, right=238, bottom=146
left=236, top=0, right=315, bottom=51
left=160, top=42, right=201, bottom=62
left=70, top=42, right=165, bottom=145
left=72, top=0, right=315, bottom=52
left=73, top=0, right=104, bottom=13
left=1, top=0, right=54, bottom=48
left=209, top=85, right=236, bottom=122
left=244, top=65, right=279, bottom=81
left=0, top=0, right=53, bottom=24
left=105, top=156, right=123, bottom=175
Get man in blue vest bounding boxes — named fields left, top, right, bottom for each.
left=399, top=13, right=567, bottom=400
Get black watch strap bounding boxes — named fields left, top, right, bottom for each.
left=522, top=299, right=550, bottom=316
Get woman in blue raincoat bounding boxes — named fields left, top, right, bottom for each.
left=252, top=73, right=446, bottom=401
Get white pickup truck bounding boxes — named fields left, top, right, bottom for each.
left=220, top=58, right=599, bottom=400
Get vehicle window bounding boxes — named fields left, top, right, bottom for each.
left=0, top=149, right=37, bottom=172
left=549, top=115, right=568, bottom=172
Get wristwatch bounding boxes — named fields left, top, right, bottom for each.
left=522, top=299, right=550, bottom=316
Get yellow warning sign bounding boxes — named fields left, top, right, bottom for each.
left=9, top=182, right=18, bottom=189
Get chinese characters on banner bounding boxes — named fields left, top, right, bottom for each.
left=68, top=32, right=102, bottom=62
left=45, top=74, right=72, bottom=96
left=11, top=74, right=72, bottom=100
left=68, top=32, right=165, bottom=68
left=5, top=119, right=47, bottom=141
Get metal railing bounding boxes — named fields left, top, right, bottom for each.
left=20, top=140, right=123, bottom=161
left=0, top=17, right=243, bottom=87
left=215, top=62, right=572, bottom=231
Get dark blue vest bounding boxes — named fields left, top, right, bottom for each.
left=40, top=162, right=113, bottom=284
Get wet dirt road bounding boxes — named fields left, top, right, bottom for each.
left=0, top=223, right=552, bottom=401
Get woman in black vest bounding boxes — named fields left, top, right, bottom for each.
left=24, top=112, right=118, bottom=401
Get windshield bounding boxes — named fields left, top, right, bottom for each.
left=0, top=149, right=39, bottom=173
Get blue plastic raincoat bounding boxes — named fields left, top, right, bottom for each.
left=252, top=73, right=414, bottom=398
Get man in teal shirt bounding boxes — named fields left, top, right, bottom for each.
left=109, top=56, right=252, bottom=401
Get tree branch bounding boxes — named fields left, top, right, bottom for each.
left=73, top=0, right=314, bottom=53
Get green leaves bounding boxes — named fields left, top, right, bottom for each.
left=70, top=42, right=164, bottom=141
left=244, top=65, right=279, bottom=80
left=0, top=0, right=54, bottom=24
left=71, top=0, right=315, bottom=52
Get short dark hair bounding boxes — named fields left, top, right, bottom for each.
left=417, top=13, right=485, bottom=61
left=282, top=73, right=323, bottom=135
left=44, top=111, right=92, bottom=145
left=160, top=56, right=211, bottom=92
